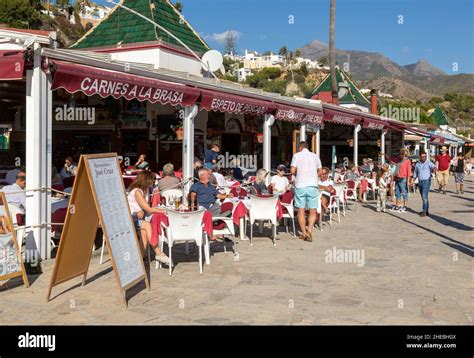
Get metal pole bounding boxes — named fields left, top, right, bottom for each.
left=263, top=114, right=274, bottom=184
left=381, top=130, right=387, bottom=164
left=353, top=124, right=361, bottom=166
left=300, top=123, right=306, bottom=142
left=182, top=105, right=198, bottom=201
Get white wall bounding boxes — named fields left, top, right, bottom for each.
left=109, top=47, right=203, bottom=76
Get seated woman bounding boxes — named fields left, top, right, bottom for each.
left=134, top=154, right=150, bottom=171
left=318, top=167, right=336, bottom=211
left=157, top=163, right=180, bottom=192
left=270, top=164, right=289, bottom=194
left=253, top=169, right=269, bottom=195
left=127, top=171, right=170, bottom=265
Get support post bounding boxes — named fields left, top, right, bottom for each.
left=263, top=114, right=274, bottom=183
left=315, top=125, right=321, bottom=156
left=381, top=130, right=387, bottom=164
left=182, top=105, right=198, bottom=201
left=25, top=43, right=52, bottom=260
left=300, top=123, right=306, bottom=142
left=353, top=124, right=362, bottom=166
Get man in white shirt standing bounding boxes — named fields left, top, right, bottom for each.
left=290, top=141, right=322, bottom=242
left=1, top=171, right=27, bottom=213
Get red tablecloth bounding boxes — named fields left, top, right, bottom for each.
left=232, top=199, right=283, bottom=226
left=149, top=210, right=213, bottom=246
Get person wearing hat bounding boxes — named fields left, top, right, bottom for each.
left=117, top=155, right=126, bottom=174
left=435, top=146, right=451, bottom=194
left=271, top=164, right=290, bottom=194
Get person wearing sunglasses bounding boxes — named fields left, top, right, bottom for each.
left=1, top=171, right=27, bottom=213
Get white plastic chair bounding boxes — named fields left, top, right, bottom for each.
left=344, top=180, right=359, bottom=212
left=160, top=189, right=183, bottom=206
left=327, top=186, right=344, bottom=225
left=212, top=216, right=237, bottom=255
left=365, top=179, right=378, bottom=201
left=160, top=209, right=208, bottom=275
left=280, top=192, right=296, bottom=236
left=247, top=195, right=279, bottom=246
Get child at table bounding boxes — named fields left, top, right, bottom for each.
left=376, top=164, right=390, bottom=213
left=127, top=171, right=171, bottom=266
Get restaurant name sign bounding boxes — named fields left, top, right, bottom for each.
left=200, top=90, right=275, bottom=116
left=51, top=61, right=201, bottom=107
left=363, top=119, right=386, bottom=131
left=79, top=77, right=186, bottom=105
left=275, top=108, right=324, bottom=125
left=207, top=98, right=270, bottom=115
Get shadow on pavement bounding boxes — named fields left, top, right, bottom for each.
left=427, top=212, right=474, bottom=231
left=386, top=212, right=474, bottom=258
left=441, top=242, right=474, bottom=258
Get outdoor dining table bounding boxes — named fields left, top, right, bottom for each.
left=149, top=208, right=213, bottom=265
left=228, top=195, right=284, bottom=241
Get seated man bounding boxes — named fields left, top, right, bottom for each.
left=189, top=168, right=232, bottom=217
left=318, top=167, right=335, bottom=211
left=1, top=171, right=26, bottom=213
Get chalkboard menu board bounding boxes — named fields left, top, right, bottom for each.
left=47, top=154, right=148, bottom=307
left=86, top=156, right=144, bottom=288
left=0, top=192, right=29, bottom=287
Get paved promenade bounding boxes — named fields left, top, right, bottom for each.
left=1, top=177, right=472, bottom=325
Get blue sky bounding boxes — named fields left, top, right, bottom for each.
left=95, top=0, right=473, bottom=74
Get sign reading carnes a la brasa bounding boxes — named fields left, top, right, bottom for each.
left=51, top=61, right=200, bottom=107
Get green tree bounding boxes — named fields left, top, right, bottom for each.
left=318, top=56, right=328, bottom=67
left=173, top=1, right=183, bottom=13
left=278, top=46, right=288, bottom=57
left=299, top=62, right=308, bottom=77
left=0, top=0, right=40, bottom=28
left=224, top=31, right=237, bottom=55
left=295, top=49, right=301, bottom=58
left=57, top=0, right=69, bottom=9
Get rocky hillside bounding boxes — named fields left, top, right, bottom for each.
left=298, top=40, right=474, bottom=97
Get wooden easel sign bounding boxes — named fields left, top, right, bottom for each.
left=46, top=153, right=149, bottom=308
left=0, top=192, right=29, bottom=288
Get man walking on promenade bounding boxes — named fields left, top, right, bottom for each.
left=290, top=141, right=322, bottom=242
left=413, top=151, right=436, bottom=217
left=436, top=146, right=451, bottom=194
left=390, top=148, right=412, bottom=213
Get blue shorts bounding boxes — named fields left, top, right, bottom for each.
left=395, top=177, right=408, bottom=200
left=294, top=186, right=319, bottom=209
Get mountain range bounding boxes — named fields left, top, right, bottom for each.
left=298, top=40, right=474, bottom=100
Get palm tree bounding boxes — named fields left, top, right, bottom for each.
left=329, top=0, right=337, bottom=104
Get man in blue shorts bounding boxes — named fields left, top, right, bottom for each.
left=290, top=141, right=322, bottom=242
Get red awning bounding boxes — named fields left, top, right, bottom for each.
left=200, top=89, right=275, bottom=115
left=51, top=60, right=200, bottom=106
left=0, top=50, right=25, bottom=80
left=275, top=105, right=324, bottom=125
left=362, top=117, right=390, bottom=131
left=323, top=108, right=362, bottom=126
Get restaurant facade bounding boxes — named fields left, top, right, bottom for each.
left=0, top=0, right=449, bottom=261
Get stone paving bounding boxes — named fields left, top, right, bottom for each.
left=1, top=177, right=472, bottom=325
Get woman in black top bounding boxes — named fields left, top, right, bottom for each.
left=453, top=152, right=466, bottom=194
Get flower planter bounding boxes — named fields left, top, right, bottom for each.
left=175, top=128, right=183, bottom=140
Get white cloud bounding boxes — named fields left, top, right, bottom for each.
left=204, top=30, right=242, bottom=44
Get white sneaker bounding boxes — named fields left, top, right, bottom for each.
left=156, top=254, right=171, bottom=266
left=399, top=207, right=406, bottom=213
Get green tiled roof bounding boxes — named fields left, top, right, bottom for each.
left=311, top=67, right=370, bottom=107
left=71, top=0, right=210, bottom=54
left=430, top=106, right=451, bottom=126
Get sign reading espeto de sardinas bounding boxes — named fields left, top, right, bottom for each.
left=51, top=60, right=200, bottom=106
left=200, top=90, right=276, bottom=116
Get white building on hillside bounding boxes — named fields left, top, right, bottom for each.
left=243, top=50, right=285, bottom=70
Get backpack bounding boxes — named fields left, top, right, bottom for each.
left=394, top=159, right=405, bottom=177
